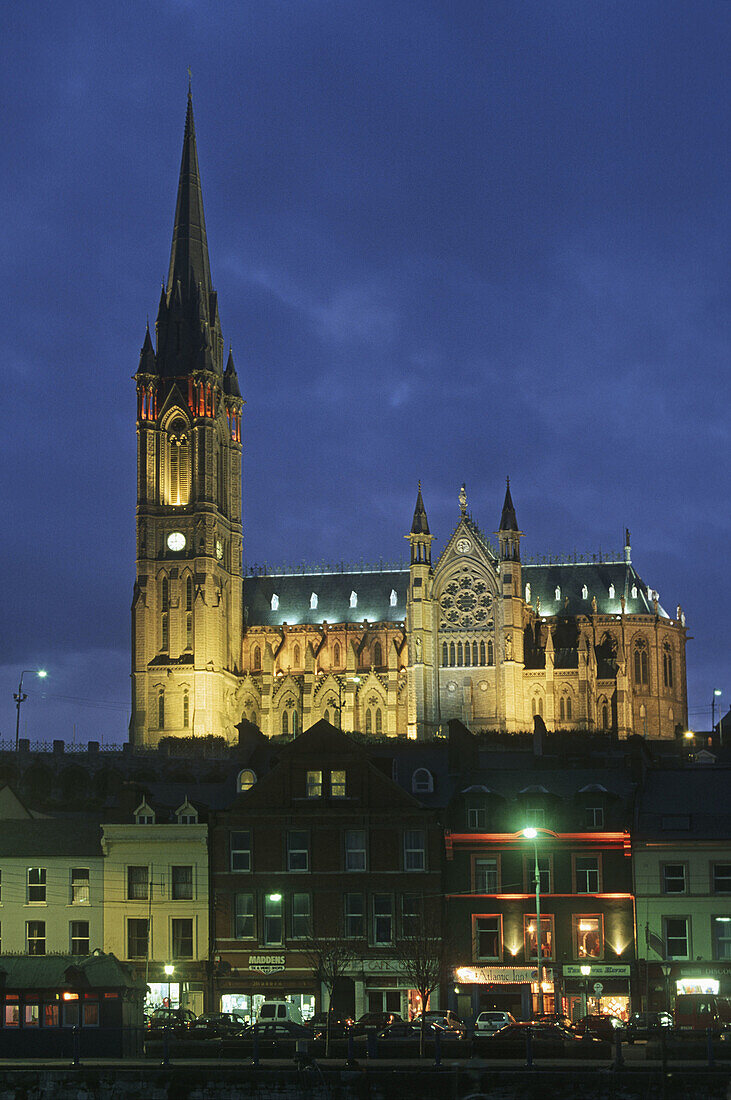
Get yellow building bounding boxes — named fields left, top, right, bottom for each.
left=130, top=94, right=688, bottom=746
left=101, top=798, right=209, bottom=1014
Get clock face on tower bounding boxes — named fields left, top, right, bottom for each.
left=167, top=532, right=186, bottom=552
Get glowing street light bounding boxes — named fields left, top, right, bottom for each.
left=712, top=689, right=723, bottom=743
left=14, top=669, right=47, bottom=751
left=522, top=826, right=544, bottom=1014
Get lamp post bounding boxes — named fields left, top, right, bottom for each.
left=14, top=669, right=47, bottom=750
left=660, top=963, right=672, bottom=1014
left=164, top=964, right=174, bottom=1008
left=580, top=964, right=591, bottom=1017
left=523, top=827, right=544, bottom=1015
left=712, top=689, right=722, bottom=743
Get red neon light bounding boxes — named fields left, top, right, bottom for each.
left=445, top=892, right=634, bottom=901
left=448, top=832, right=628, bottom=845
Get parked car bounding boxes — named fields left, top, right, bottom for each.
left=350, top=1011, right=402, bottom=1035
left=625, top=1011, right=673, bottom=1043
left=533, top=1012, right=575, bottom=1031
left=241, top=1020, right=312, bottom=1047
left=257, top=1000, right=304, bottom=1025
left=492, top=1022, right=602, bottom=1052
left=189, top=1013, right=247, bottom=1039
left=572, top=1014, right=626, bottom=1042
left=412, top=1010, right=466, bottom=1037
left=674, top=994, right=731, bottom=1033
left=378, top=1020, right=452, bottom=1041
left=474, top=1010, right=516, bottom=1034
left=146, top=1007, right=196, bottom=1032
left=305, top=1011, right=354, bottom=1039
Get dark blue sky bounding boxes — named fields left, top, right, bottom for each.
left=2, top=0, right=728, bottom=744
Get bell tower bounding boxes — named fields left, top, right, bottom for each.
left=130, top=91, right=243, bottom=745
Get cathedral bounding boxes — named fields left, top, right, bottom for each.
left=130, top=95, right=689, bottom=746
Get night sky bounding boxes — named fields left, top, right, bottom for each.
left=2, top=1, right=728, bottom=745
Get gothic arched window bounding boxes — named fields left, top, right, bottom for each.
left=185, top=576, right=193, bottom=611
left=161, top=613, right=169, bottom=652
left=457, top=642, right=463, bottom=666
left=366, top=709, right=372, bottom=735
left=560, top=697, right=565, bottom=721
left=292, top=710, right=299, bottom=737
left=157, top=689, right=165, bottom=730
left=293, top=644, right=301, bottom=668
left=464, top=642, right=471, bottom=667
left=480, top=641, right=486, bottom=666
left=487, top=639, right=493, bottom=666
left=186, top=613, right=192, bottom=649
left=253, top=646, right=261, bottom=671
left=375, top=708, right=382, bottom=734
left=566, top=696, right=572, bottom=720
left=161, top=577, right=169, bottom=612
left=663, top=643, right=674, bottom=689
left=323, top=708, right=330, bottom=724
left=281, top=710, right=289, bottom=736
left=449, top=642, right=456, bottom=667
left=165, top=416, right=191, bottom=506
left=602, top=703, right=609, bottom=730
left=373, top=641, right=383, bottom=667
left=333, top=642, right=341, bottom=668
left=472, top=641, right=478, bottom=665
left=634, top=640, right=649, bottom=685
left=442, top=642, right=448, bottom=666
left=182, top=690, right=189, bottom=728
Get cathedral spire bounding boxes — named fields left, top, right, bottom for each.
left=410, top=480, right=430, bottom=535
left=167, top=89, right=213, bottom=299
left=499, top=476, right=519, bottom=532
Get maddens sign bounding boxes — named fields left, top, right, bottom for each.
left=248, top=955, right=286, bottom=974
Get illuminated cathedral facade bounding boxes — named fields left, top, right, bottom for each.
left=130, top=96, right=688, bottom=746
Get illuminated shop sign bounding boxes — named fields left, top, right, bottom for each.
left=454, top=966, right=538, bottom=984
left=248, top=955, right=286, bottom=974
left=563, top=965, right=630, bottom=978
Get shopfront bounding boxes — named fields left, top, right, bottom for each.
left=217, top=952, right=316, bottom=1021
left=562, top=964, right=631, bottom=1022
left=452, top=965, right=539, bottom=1023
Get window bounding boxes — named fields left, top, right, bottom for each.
left=331, top=770, right=346, bottom=798
left=582, top=584, right=588, bottom=600
left=230, top=831, right=251, bottom=872
left=263, top=894, right=283, bottom=945
left=271, top=593, right=279, bottom=611
left=474, top=916, right=501, bottom=960
left=345, top=893, right=365, bottom=938
left=449, top=642, right=456, bottom=666
left=524, top=914, right=554, bottom=959
left=404, top=829, right=426, bottom=871
left=234, top=894, right=254, bottom=939
left=306, top=770, right=323, bottom=798
left=281, top=710, right=289, bottom=736
left=525, top=857, right=551, bottom=894
left=157, top=687, right=165, bottom=728
left=566, top=695, right=572, bottom=719
left=183, top=688, right=190, bottom=724
left=474, top=858, right=498, bottom=893
left=166, top=417, right=191, bottom=505
left=71, top=868, right=90, bottom=905
left=185, top=575, right=193, bottom=612
left=287, top=831, right=309, bottom=872
left=310, top=592, right=318, bottom=610
left=172, top=918, right=194, bottom=959
left=574, top=855, right=600, bottom=893
left=27, top=921, right=46, bottom=955
left=293, top=644, right=301, bottom=667
left=634, top=640, right=649, bottom=685
left=291, top=893, right=311, bottom=939
left=24, top=1004, right=40, bottom=1027
left=585, top=806, right=604, bottom=828
left=44, top=1005, right=59, bottom=1028
left=468, top=806, right=487, bottom=830
left=608, top=584, right=615, bottom=600
left=253, top=645, right=261, bottom=671
left=135, top=801, right=155, bottom=824
left=555, top=586, right=561, bottom=601
left=350, top=591, right=357, bottom=608
left=712, top=917, right=731, bottom=960
left=663, top=644, right=674, bottom=689
left=345, top=830, right=366, bottom=871
left=373, top=895, right=393, bottom=944
left=524, top=807, right=546, bottom=827
left=401, top=894, right=420, bottom=937
left=664, top=917, right=689, bottom=959
left=27, top=868, right=46, bottom=903
left=172, top=866, right=193, bottom=900
left=525, top=583, right=531, bottom=602
left=412, top=768, right=433, bottom=794
left=572, top=915, right=603, bottom=959
left=70, top=920, right=90, bottom=955
left=375, top=708, right=383, bottom=734
left=442, top=642, right=448, bottom=666
left=161, top=612, right=169, bottom=651
left=127, top=866, right=149, bottom=900
left=83, top=1001, right=99, bottom=1027
left=373, top=642, right=383, bottom=667
left=390, top=589, right=398, bottom=607
left=487, top=638, right=494, bottom=665
left=713, top=865, right=731, bottom=893
left=237, top=769, right=256, bottom=792
left=127, top=918, right=149, bottom=958
left=333, top=642, right=341, bottom=667
left=177, top=804, right=198, bottom=824
left=662, top=864, right=687, bottom=895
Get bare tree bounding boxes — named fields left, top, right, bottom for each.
left=301, top=921, right=362, bottom=1056
left=392, top=894, right=449, bottom=1057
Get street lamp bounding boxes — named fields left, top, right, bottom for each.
left=660, top=963, right=672, bottom=1014
left=14, top=669, right=47, bottom=750
left=712, top=689, right=722, bottom=743
left=522, top=826, right=544, bottom=1015
left=164, top=964, right=174, bottom=1008
left=580, top=964, right=591, bottom=1017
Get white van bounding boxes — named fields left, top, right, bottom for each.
left=257, top=1000, right=303, bottom=1025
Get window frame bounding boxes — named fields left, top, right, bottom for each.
left=330, top=769, right=347, bottom=798
left=230, top=830, right=252, bottom=873
left=306, top=770, right=323, bottom=799
left=472, top=913, right=502, bottom=961
left=127, top=917, right=149, bottom=959
left=344, top=829, right=367, bottom=872
left=573, top=853, right=602, bottom=894
left=403, top=829, right=426, bottom=872
left=171, top=917, right=194, bottom=959
left=233, top=893, right=255, bottom=940
left=345, top=892, right=365, bottom=939
left=70, top=920, right=90, bottom=955
left=171, top=865, right=194, bottom=900
left=472, top=855, right=500, bottom=894
left=127, top=865, right=150, bottom=901
left=291, top=892, right=311, bottom=940
left=27, top=867, right=47, bottom=904
left=287, top=830, right=310, bottom=873
left=523, top=913, right=555, bottom=960
left=584, top=806, right=604, bottom=829
left=26, top=920, right=46, bottom=956
left=571, top=913, right=604, bottom=960
left=661, top=862, right=687, bottom=895
left=467, top=805, right=487, bottom=830
left=263, top=894, right=283, bottom=946
left=70, top=867, right=90, bottom=905
left=663, top=915, right=690, bottom=960
left=712, top=863, right=731, bottom=894
left=712, top=916, right=731, bottom=960
left=372, top=894, right=394, bottom=945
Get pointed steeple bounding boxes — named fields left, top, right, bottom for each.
left=167, top=89, right=212, bottom=297
left=411, top=480, right=430, bottom=535
left=223, top=347, right=241, bottom=397
left=137, top=324, right=157, bottom=374
left=499, top=477, right=519, bottom=532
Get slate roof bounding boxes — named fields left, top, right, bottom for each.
left=521, top=561, right=666, bottom=618
left=635, top=767, right=731, bottom=839
left=243, top=570, right=409, bottom=628
left=0, top=953, right=140, bottom=990
left=0, top=818, right=102, bottom=858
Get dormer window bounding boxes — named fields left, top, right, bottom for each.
left=525, top=583, right=531, bottom=602
left=350, top=591, right=357, bottom=608
left=237, top=769, right=257, bottom=792
left=271, top=594, right=279, bottom=611
left=631, top=585, right=638, bottom=599
left=582, top=585, right=588, bottom=600
left=134, top=800, right=155, bottom=825
left=176, top=800, right=198, bottom=825
left=554, top=586, right=561, bottom=601
left=412, top=768, right=434, bottom=794
left=608, top=584, right=615, bottom=599
left=390, top=589, right=397, bottom=607
left=310, top=592, right=318, bottom=610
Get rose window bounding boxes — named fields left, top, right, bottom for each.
left=440, top=571, right=493, bottom=631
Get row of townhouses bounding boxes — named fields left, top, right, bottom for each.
left=0, top=721, right=728, bottom=1025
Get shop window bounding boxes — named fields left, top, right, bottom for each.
left=127, top=866, right=149, bottom=900
left=572, top=915, right=603, bottom=959
left=287, top=830, right=309, bottom=872
left=712, top=917, right=731, bottom=960
left=263, top=895, right=283, bottom=945
left=44, top=1005, right=59, bottom=1028
left=27, top=921, right=46, bottom=955
left=401, top=894, right=420, bottom=937
left=523, top=914, right=554, bottom=959
left=234, top=893, right=254, bottom=939
left=345, top=893, right=365, bottom=938
left=474, top=858, right=498, bottom=893
left=71, top=868, right=90, bottom=904
left=474, top=915, right=501, bottom=960
left=372, top=895, right=393, bottom=944
left=331, top=770, right=346, bottom=798
left=404, top=829, right=426, bottom=871
left=306, top=770, right=323, bottom=798
left=345, top=830, right=367, bottom=872
left=24, top=1004, right=40, bottom=1027
left=230, top=830, right=251, bottom=872
left=662, top=864, right=687, bottom=895
left=83, top=1001, right=100, bottom=1027
left=4, top=1002, right=19, bottom=1027
left=27, top=867, right=46, bottom=903
left=70, top=921, right=90, bottom=955
left=574, top=855, right=600, bottom=893
left=172, top=866, right=193, bottom=900
left=468, top=806, right=487, bottom=829
left=664, top=916, right=690, bottom=959
left=172, top=918, right=194, bottom=959
left=712, top=864, right=731, bottom=893
left=291, top=893, right=311, bottom=939
left=127, top=918, right=149, bottom=959
left=585, top=806, right=604, bottom=828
